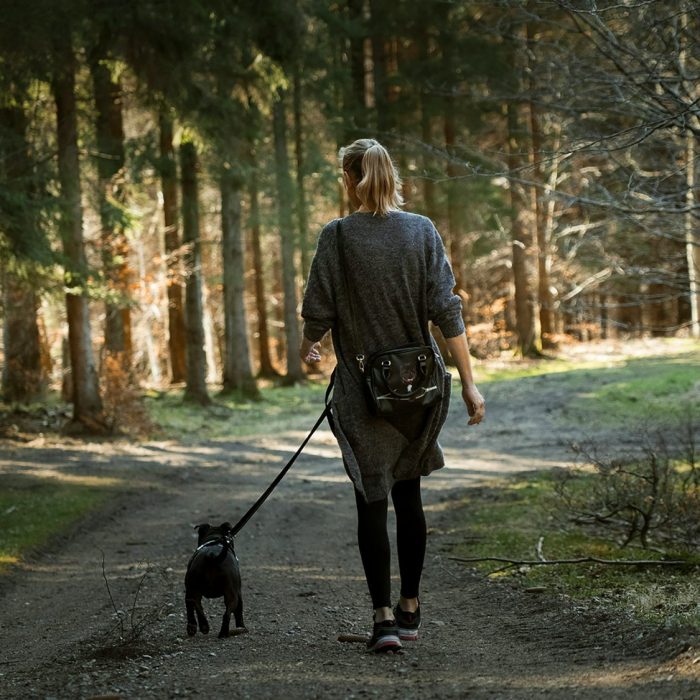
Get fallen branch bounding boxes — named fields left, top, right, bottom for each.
left=449, top=555, right=696, bottom=567
left=535, top=536, right=546, bottom=562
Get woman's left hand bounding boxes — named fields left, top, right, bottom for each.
left=300, top=337, right=322, bottom=364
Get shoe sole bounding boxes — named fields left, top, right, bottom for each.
left=367, top=634, right=402, bottom=653
left=398, top=628, right=419, bottom=641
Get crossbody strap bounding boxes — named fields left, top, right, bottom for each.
left=335, top=219, right=367, bottom=371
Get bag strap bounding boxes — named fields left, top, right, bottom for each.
left=230, top=370, right=335, bottom=538
left=335, top=219, right=366, bottom=371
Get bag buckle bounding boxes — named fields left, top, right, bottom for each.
left=356, top=354, right=365, bottom=372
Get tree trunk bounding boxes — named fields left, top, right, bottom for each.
left=680, top=3, right=700, bottom=337
left=248, top=160, right=278, bottom=378
left=684, top=113, right=699, bottom=337
left=345, top=0, right=367, bottom=141
left=292, top=63, right=310, bottom=283
left=272, top=88, right=304, bottom=383
left=418, top=27, right=437, bottom=222
left=439, top=8, right=467, bottom=310
left=221, top=170, right=258, bottom=396
left=89, top=44, right=131, bottom=364
left=52, top=34, right=106, bottom=431
left=506, top=100, right=539, bottom=356
left=600, top=293, right=609, bottom=339
left=179, top=140, right=210, bottom=404
left=159, top=111, right=187, bottom=382
left=526, top=20, right=554, bottom=347
left=0, top=98, right=46, bottom=402
left=2, top=273, right=44, bottom=402
left=370, top=0, right=390, bottom=135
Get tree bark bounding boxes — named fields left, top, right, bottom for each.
left=0, top=98, right=46, bottom=402
left=248, top=159, right=278, bottom=378
left=89, top=44, right=132, bottom=364
left=179, top=140, right=210, bottom=404
left=159, top=111, right=187, bottom=382
left=52, top=34, right=106, bottom=430
left=418, top=27, right=437, bottom=222
left=684, top=125, right=699, bottom=337
left=506, top=100, right=539, bottom=356
left=526, top=20, right=554, bottom=346
left=272, top=88, right=304, bottom=383
left=439, top=7, right=467, bottom=309
left=292, top=63, right=310, bottom=283
left=369, top=0, right=390, bottom=135
left=2, top=273, right=44, bottom=402
left=679, top=3, right=699, bottom=337
left=345, top=0, right=367, bottom=141
left=220, top=170, right=258, bottom=396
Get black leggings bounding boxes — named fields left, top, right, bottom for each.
left=354, top=477, right=426, bottom=610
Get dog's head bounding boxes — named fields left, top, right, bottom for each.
left=194, top=521, right=233, bottom=546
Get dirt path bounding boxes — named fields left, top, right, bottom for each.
left=1, top=350, right=699, bottom=698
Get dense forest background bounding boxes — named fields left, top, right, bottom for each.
left=1, top=0, right=699, bottom=431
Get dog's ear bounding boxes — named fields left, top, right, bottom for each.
left=194, top=523, right=211, bottom=543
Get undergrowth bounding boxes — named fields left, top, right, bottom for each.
left=449, top=469, right=700, bottom=629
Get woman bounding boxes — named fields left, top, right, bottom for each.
left=300, top=138, right=485, bottom=653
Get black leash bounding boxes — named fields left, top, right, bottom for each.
left=229, top=370, right=336, bottom=538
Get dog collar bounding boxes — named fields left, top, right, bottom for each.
left=194, top=534, right=235, bottom=554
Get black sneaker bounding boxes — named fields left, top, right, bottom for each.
left=393, top=603, right=421, bottom=641
left=367, top=619, right=402, bottom=653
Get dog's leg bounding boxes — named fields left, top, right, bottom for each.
left=194, top=596, right=209, bottom=635
left=186, top=595, right=198, bottom=636
left=233, top=593, right=245, bottom=630
left=219, top=590, right=240, bottom=638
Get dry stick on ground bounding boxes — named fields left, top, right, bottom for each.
left=99, top=547, right=152, bottom=643
left=536, top=536, right=546, bottom=562
left=100, top=548, right=124, bottom=639
left=449, top=556, right=696, bottom=568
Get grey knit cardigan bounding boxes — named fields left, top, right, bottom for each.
left=301, top=210, right=465, bottom=502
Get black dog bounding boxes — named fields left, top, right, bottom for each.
left=185, top=522, right=245, bottom=639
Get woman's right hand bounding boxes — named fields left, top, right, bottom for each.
left=462, top=383, right=485, bottom=426
left=300, top=336, right=322, bottom=364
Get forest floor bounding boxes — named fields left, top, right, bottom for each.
left=1, top=338, right=699, bottom=699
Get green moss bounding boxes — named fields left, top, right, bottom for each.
left=0, top=474, right=117, bottom=572
left=477, top=358, right=584, bottom=383
left=146, top=380, right=329, bottom=442
left=569, top=357, right=699, bottom=426
left=473, top=344, right=699, bottom=432
left=449, top=471, right=700, bottom=628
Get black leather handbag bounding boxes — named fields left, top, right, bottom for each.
left=335, top=219, right=445, bottom=416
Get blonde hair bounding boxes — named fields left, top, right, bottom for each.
left=340, top=138, right=404, bottom=216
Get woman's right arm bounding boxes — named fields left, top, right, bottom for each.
left=445, top=332, right=485, bottom=425
left=426, top=222, right=485, bottom=426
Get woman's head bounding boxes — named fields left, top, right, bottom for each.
left=339, top=138, right=404, bottom=216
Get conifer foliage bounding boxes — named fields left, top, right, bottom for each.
left=0, top=1, right=698, bottom=427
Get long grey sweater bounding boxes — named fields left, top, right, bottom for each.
left=301, top=210, right=465, bottom=502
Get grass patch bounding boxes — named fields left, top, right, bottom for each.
left=449, top=470, right=700, bottom=629
left=568, top=356, right=699, bottom=428
left=145, top=380, right=329, bottom=442
left=477, top=357, right=588, bottom=383
left=0, top=474, right=116, bottom=573
left=475, top=345, right=699, bottom=431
